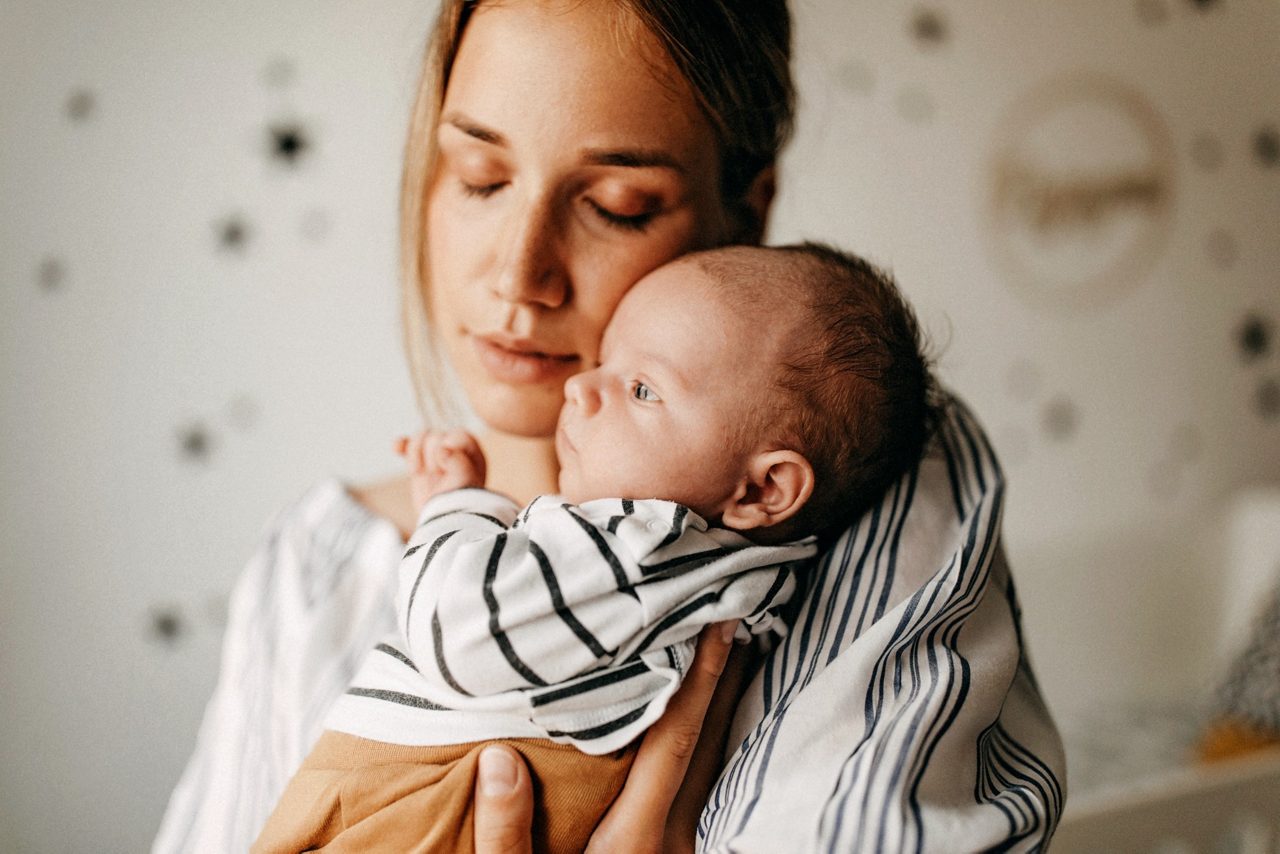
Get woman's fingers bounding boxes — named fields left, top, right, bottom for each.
left=585, top=621, right=736, bottom=853
left=473, top=746, right=535, bottom=854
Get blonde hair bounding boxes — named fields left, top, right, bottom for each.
left=398, top=0, right=796, bottom=423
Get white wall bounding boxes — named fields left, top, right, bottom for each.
left=2, top=0, right=1277, bottom=849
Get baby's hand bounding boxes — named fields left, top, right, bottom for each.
left=396, top=429, right=487, bottom=512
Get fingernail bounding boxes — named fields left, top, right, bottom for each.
left=720, top=620, right=738, bottom=644
left=479, top=747, right=517, bottom=796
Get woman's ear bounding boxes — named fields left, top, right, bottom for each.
left=731, top=165, right=777, bottom=245
left=720, top=448, right=814, bottom=532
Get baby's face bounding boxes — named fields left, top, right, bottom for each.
left=555, top=258, right=791, bottom=519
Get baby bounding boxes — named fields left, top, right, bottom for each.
left=254, top=243, right=939, bottom=853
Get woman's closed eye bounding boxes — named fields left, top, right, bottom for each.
left=631, top=381, right=661, bottom=402
left=586, top=198, right=657, bottom=233
left=460, top=179, right=506, bottom=199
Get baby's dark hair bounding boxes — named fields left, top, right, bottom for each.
left=698, top=242, right=944, bottom=538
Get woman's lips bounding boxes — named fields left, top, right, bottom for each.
left=471, top=334, right=580, bottom=385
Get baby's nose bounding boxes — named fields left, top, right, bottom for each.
left=564, top=372, right=600, bottom=415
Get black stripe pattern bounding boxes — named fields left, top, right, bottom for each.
left=334, top=487, right=813, bottom=754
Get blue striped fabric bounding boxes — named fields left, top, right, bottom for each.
left=698, top=399, right=1065, bottom=852
left=152, top=399, right=1065, bottom=853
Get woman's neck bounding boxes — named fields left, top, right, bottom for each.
left=477, top=429, right=559, bottom=505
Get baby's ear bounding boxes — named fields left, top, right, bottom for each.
left=721, top=449, right=814, bottom=532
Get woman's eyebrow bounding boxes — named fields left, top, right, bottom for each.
left=442, top=112, right=505, bottom=146
left=582, top=148, right=684, bottom=173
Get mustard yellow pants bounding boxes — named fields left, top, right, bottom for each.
left=253, top=731, right=636, bottom=854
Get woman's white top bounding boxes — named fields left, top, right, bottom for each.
left=326, top=489, right=814, bottom=754
left=153, top=401, right=1066, bottom=853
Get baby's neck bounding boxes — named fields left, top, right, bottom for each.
left=477, top=430, right=559, bottom=505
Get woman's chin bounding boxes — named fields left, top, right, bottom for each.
left=469, top=383, right=563, bottom=439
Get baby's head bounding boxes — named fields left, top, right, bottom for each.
left=555, top=243, right=941, bottom=542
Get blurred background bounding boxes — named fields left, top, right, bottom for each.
left=2, top=0, right=1277, bottom=850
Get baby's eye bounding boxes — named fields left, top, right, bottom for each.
left=631, top=382, right=661, bottom=402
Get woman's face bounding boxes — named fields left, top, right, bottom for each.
left=425, top=0, right=737, bottom=438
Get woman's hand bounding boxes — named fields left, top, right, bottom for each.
left=473, top=621, right=746, bottom=854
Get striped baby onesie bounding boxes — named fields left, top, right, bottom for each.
left=324, top=489, right=817, bottom=754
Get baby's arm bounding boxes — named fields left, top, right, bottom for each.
left=396, top=429, right=487, bottom=513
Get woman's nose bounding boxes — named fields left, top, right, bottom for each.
left=564, top=372, right=601, bottom=416
left=491, top=199, right=567, bottom=309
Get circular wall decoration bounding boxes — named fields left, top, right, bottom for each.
left=986, top=75, right=1176, bottom=313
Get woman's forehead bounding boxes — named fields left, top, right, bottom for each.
left=446, top=0, right=715, bottom=162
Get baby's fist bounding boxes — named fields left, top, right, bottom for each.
left=396, top=429, right=487, bottom=511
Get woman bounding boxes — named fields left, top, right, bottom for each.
left=155, top=1, right=1066, bottom=851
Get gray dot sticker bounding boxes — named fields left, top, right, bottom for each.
left=268, top=121, right=311, bottom=166
left=1254, top=126, right=1279, bottom=168
left=37, top=257, right=65, bottom=291
left=1238, top=315, right=1271, bottom=361
left=1042, top=397, right=1079, bottom=441
left=177, top=422, right=215, bottom=462
left=65, top=89, right=95, bottom=122
left=148, top=606, right=185, bottom=645
left=911, top=9, right=948, bottom=46
left=216, top=215, right=250, bottom=251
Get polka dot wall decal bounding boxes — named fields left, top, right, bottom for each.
left=1041, top=397, right=1079, bottom=441
left=36, top=257, right=65, bottom=291
left=148, top=606, right=185, bottom=645
left=177, top=422, right=214, bottom=462
left=1257, top=378, right=1280, bottom=420
left=262, top=57, right=296, bottom=88
left=910, top=9, right=948, bottom=46
left=1237, top=314, right=1271, bottom=361
left=1135, top=0, right=1169, bottom=24
left=1206, top=229, right=1237, bottom=269
left=268, top=121, right=310, bottom=166
left=216, top=215, right=250, bottom=251
left=1254, top=126, right=1279, bottom=168
left=65, top=89, right=94, bottom=121
left=895, top=87, right=936, bottom=124
left=835, top=58, right=875, bottom=96
left=1190, top=133, right=1223, bottom=171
